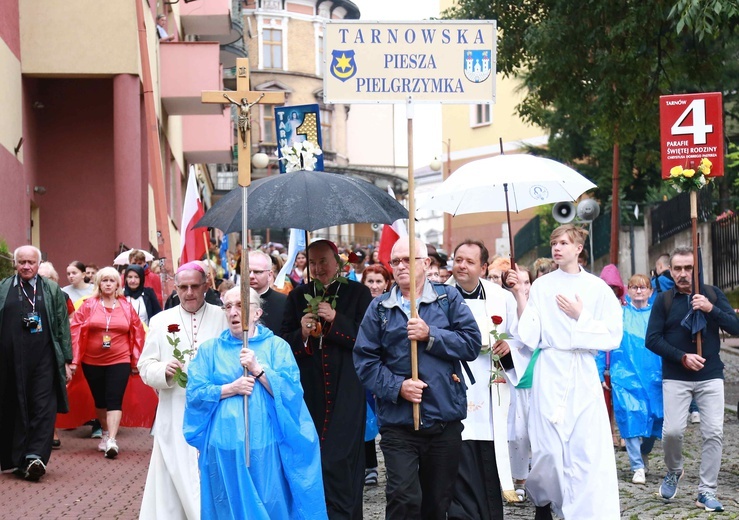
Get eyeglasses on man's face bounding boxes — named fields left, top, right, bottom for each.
left=389, top=257, right=424, bottom=268
left=176, top=282, right=205, bottom=292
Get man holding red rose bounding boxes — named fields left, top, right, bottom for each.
left=445, top=239, right=526, bottom=519
left=137, top=262, right=228, bottom=519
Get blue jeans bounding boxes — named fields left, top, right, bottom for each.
left=624, top=436, right=657, bottom=471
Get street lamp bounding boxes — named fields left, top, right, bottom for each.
left=251, top=151, right=269, bottom=169
left=429, top=139, right=452, bottom=250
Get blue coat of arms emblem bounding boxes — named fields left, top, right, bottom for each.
left=463, top=50, right=492, bottom=83
left=330, top=50, right=357, bottom=82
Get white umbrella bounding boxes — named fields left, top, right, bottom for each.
left=420, top=154, right=597, bottom=262
left=113, top=249, right=155, bottom=266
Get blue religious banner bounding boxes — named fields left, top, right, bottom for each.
left=275, top=104, right=324, bottom=173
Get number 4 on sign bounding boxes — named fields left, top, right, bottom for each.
left=671, top=99, right=713, bottom=145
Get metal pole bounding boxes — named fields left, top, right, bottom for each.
left=240, top=187, right=251, bottom=466
left=504, top=183, right=515, bottom=266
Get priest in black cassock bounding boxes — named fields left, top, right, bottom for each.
left=0, top=246, right=73, bottom=481
left=282, top=239, right=372, bottom=519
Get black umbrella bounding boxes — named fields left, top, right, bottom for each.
left=195, top=170, right=408, bottom=233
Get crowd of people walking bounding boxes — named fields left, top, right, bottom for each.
left=1, top=227, right=736, bottom=519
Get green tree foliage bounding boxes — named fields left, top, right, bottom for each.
left=670, top=0, right=739, bottom=40
left=443, top=0, right=738, bottom=211
left=0, top=240, right=15, bottom=280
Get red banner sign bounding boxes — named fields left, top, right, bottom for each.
left=659, top=92, right=723, bottom=179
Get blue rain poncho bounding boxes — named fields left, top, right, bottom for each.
left=184, top=325, right=327, bottom=520
left=597, top=303, right=663, bottom=439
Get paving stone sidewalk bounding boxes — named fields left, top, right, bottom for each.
left=363, top=342, right=739, bottom=519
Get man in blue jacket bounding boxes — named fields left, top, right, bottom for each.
left=354, top=238, right=480, bottom=520
left=646, top=245, right=739, bottom=512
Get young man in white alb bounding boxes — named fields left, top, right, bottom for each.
left=517, top=224, right=623, bottom=519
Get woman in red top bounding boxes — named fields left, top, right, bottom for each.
left=70, top=267, right=144, bottom=459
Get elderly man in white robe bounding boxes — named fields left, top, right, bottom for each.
left=517, top=225, right=623, bottom=520
left=138, top=262, right=228, bottom=519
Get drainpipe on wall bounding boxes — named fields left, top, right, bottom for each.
left=135, top=0, right=174, bottom=281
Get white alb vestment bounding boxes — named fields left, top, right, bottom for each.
left=448, top=278, right=527, bottom=441
left=517, top=268, right=623, bottom=519
left=138, top=303, right=228, bottom=520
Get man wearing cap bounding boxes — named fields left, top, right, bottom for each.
left=347, top=249, right=367, bottom=283
left=282, top=239, right=373, bottom=519
left=138, top=262, right=228, bottom=519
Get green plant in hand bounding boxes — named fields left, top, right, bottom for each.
left=167, top=324, right=193, bottom=388
left=302, top=270, right=348, bottom=338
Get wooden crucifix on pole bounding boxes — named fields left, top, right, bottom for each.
left=202, top=58, right=286, bottom=187
left=201, top=58, right=285, bottom=465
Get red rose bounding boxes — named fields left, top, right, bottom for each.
left=348, top=252, right=360, bottom=264
left=168, top=324, right=180, bottom=333
left=491, top=315, right=503, bottom=325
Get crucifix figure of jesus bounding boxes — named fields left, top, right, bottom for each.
left=202, top=58, right=286, bottom=187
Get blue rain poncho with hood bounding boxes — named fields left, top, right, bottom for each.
left=597, top=303, right=663, bottom=439
left=184, top=325, right=327, bottom=520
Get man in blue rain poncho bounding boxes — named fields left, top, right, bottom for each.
left=597, top=273, right=663, bottom=486
left=184, top=287, right=326, bottom=520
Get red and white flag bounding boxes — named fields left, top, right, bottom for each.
left=179, top=167, right=207, bottom=267
left=377, top=187, right=407, bottom=272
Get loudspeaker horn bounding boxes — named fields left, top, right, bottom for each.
left=577, top=199, right=601, bottom=222
left=552, top=202, right=576, bottom=223
left=371, top=223, right=382, bottom=232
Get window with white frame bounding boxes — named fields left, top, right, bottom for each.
left=262, top=28, right=282, bottom=69
left=320, top=108, right=332, bottom=151
left=261, top=105, right=276, bottom=144
left=471, top=103, right=491, bottom=127
left=317, top=34, right=324, bottom=75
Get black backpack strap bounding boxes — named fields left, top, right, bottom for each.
left=379, top=284, right=476, bottom=385
left=432, top=283, right=476, bottom=385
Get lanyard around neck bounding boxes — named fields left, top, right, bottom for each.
left=101, top=298, right=117, bottom=332
left=18, top=275, right=37, bottom=313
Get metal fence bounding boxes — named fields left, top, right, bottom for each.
left=514, top=215, right=541, bottom=258
left=592, top=211, right=611, bottom=260
left=712, top=213, right=739, bottom=292
left=652, top=189, right=713, bottom=243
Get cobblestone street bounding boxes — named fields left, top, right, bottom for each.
left=2, top=345, right=739, bottom=518
left=363, top=342, right=739, bottom=519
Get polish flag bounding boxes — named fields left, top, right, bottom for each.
left=377, top=187, right=407, bottom=272
left=179, top=167, right=207, bottom=267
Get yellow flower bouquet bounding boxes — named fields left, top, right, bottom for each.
left=669, top=158, right=713, bottom=192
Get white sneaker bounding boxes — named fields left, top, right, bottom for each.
left=690, top=411, right=701, bottom=424
left=97, top=432, right=109, bottom=452
left=104, top=438, right=119, bottom=459
left=632, top=468, right=646, bottom=485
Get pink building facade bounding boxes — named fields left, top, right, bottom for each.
left=0, top=0, right=233, bottom=274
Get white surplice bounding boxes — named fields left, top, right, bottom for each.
left=447, top=278, right=526, bottom=441
left=138, top=303, right=228, bottom=520
left=517, top=268, right=623, bottom=519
